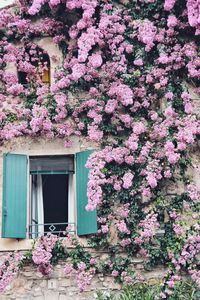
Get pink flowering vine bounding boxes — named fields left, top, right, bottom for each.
left=0, top=0, right=200, bottom=295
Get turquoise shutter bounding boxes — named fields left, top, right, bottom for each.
left=2, top=153, right=27, bottom=238
left=76, top=150, right=97, bottom=235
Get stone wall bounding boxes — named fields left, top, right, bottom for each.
left=0, top=250, right=166, bottom=300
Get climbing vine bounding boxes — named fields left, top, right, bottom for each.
left=0, top=0, right=200, bottom=298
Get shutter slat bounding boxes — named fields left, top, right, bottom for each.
left=2, top=153, right=27, bottom=238
left=76, top=151, right=97, bottom=235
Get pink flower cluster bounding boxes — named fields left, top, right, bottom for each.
left=187, top=183, right=199, bottom=201
left=108, top=83, right=133, bottom=107
left=116, top=203, right=130, bottom=219
left=135, top=20, right=157, bottom=52
left=64, top=261, right=96, bottom=292
left=30, top=105, right=53, bottom=137
left=134, top=213, right=159, bottom=245
left=164, top=0, right=176, bottom=11
left=0, top=252, right=24, bottom=292
left=116, top=220, right=130, bottom=235
left=75, top=262, right=95, bottom=292
left=32, top=233, right=58, bottom=275
left=170, top=234, right=200, bottom=272
left=122, top=172, right=134, bottom=189
left=164, top=141, right=180, bottom=165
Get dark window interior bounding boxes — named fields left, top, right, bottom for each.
left=42, top=174, right=68, bottom=235
left=18, top=71, right=28, bottom=85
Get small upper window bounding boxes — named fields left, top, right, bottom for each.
left=40, top=53, right=50, bottom=84
left=18, top=47, right=51, bottom=86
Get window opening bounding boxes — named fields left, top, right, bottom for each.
left=18, top=71, right=28, bottom=85
left=18, top=47, right=51, bottom=86
left=29, top=155, right=74, bottom=238
left=41, top=53, right=50, bottom=84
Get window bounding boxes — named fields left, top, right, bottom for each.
left=2, top=151, right=97, bottom=239
left=29, top=155, right=74, bottom=238
left=18, top=50, right=51, bottom=85
left=40, top=53, right=50, bottom=84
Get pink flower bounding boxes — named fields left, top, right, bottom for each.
left=50, top=0, right=60, bottom=6
left=105, top=99, right=118, bottom=114
left=120, top=238, right=131, bottom=247
left=126, top=44, right=133, bottom=53
left=71, top=63, right=86, bottom=81
left=147, top=173, right=157, bottom=188
left=111, top=270, right=119, bottom=277
left=7, top=83, right=24, bottom=96
left=177, top=142, right=187, bottom=151
left=89, top=258, right=96, bottom=265
left=88, top=53, right=103, bottom=68
left=87, top=125, right=103, bottom=142
left=117, top=203, right=130, bottom=218
left=168, top=152, right=180, bottom=164
left=184, top=102, right=194, bottom=114
left=136, top=20, right=157, bottom=51
left=164, top=107, right=175, bottom=117
left=165, top=141, right=175, bottom=152
left=165, top=92, right=174, bottom=100
left=116, top=220, right=130, bottom=234
left=122, top=172, right=134, bottom=189
left=134, top=59, right=143, bottom=66
left=167, top=15, right=178, bottom=28
left=101, top=225, right=109, bottom=234
left=78, top=262, right=86, bottom=271
left=187, top=183, right=199, bottom=201
left=164, top=170, right=172, bottom=178
left=108, top=83, right=133, bottom=106
left=164, top=0, right=176, bottom=11
left=173, top=223, right=184, bottom=236
left=64, top=263, right=73, bottom=275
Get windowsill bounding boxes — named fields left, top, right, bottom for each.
left=0, top=238, right=33, bottom=251
left=0, top=236, right=93, bottom=252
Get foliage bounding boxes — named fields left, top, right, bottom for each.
left=0, top=0, right=200, bottom=295
left=95, top=281, right=200, bottom=300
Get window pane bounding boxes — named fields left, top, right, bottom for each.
left=30, top=155, right=74, bottom=174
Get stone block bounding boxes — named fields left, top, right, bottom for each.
left=58, top=287, right=66, bottom=292
left=47, top=279, right=58, bottom=290
left=23, top=271, right=33, bottom=277
left=59, top=279, right=71, bottom=287
left=100, top=254, right=109, bottom=260
left=40, top=280, right=47, bottom=288
left=12, top=278, right=26, bottom=289
left=44, top=291, right=59, bottom=300
left=135, top=264, right=144, bottom=270
left=59, top=295, right=67, bottom=300
left=33, top=297, right=44, bottom=300
left=102, top=282, right=109, bottom=287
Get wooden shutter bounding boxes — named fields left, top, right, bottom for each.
left=76, top=150, right=97, bottom=235
left=2, top=153, right=27, bottom=238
